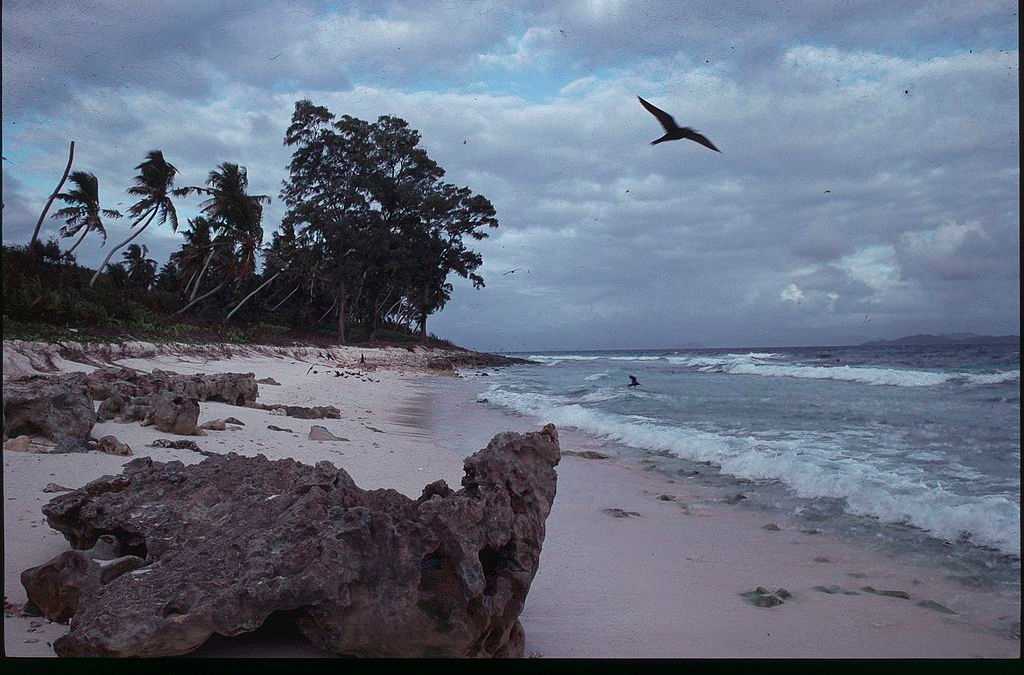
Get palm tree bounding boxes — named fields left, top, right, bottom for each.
left=51, top=171, right=122, bottom=255
left=175, top=163, right=270, bottom=315
left=122, top=243, right=156, bottom=288
left=90, top=150, right=181, bottom=287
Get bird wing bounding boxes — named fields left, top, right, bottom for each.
left=638, top=96, right=678, bottom=132
left=680, top=127, right=720, bottom=152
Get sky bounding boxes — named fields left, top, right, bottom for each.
left=2, top=0, right=1019, bottom=352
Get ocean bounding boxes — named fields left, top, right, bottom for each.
left=467, top=343, right=1020, bottom=589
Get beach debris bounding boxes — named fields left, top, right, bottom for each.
left=224, top=417, right=245, bottom=426
left=561, top=450, right=610, bottom=460
left=364, top=425, right=385, bottom=433
left=477, top=398, right=490, bottom=404
left=267, top=425, right=294, bottom=433
left=308, top=426, right=349, bottom=442
left=813, top=556, right=831, bottom=563
left=602, top=508, right=642, bottom=518
left=199, top=419, right=227, bottom=431
left=33, top=424, right=562, bottom=657
left=723, top=493, right=747, bottom=505
left=145, top=392, right=201, bottom=436
left=43, top=483, right=74, bottom=493
left=150, top=439, right=202, bottom=451
left=860, top=586, right=910, bottom=599
left=762, top=523, right=782, bottom=531
left=742, top=587, right=788, bottom=607
left=256, top=377, right=281, bottom=385
left=3, top=435, right=57, bottom=453
left=249, top=403, right=341, bottom=419
left=916, top=599, right=957, bottom=615
left=813, top=585, right=859, bottom=595
left=3, top=374, right=96, bottom=444
left=847, top=572, right=869, bottom=578
left=96, top=435, right=132, bottom=456
left=21, top=534, right=147, bottom=623
left=800, top=528, right=822, bottom=535
left=656, top=494, right=676, bottom=501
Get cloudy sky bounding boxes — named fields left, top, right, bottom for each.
left=3, top=1, right=1019, bottom=351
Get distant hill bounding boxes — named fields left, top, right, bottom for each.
left=862, top=333, right=1020, bottom=347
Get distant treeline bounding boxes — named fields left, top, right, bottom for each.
left=7, top=100, right=497, bottom=344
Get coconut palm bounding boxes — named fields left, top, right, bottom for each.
left=51, top=171, right=122, bottom=255
left=122, top=243, right=156, bottom=288
left=90, top=150, right=181, bottom=287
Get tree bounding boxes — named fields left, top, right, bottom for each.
left=52, top=171, right=122, bottom=255
left=279, top=100, right=498, bottom=343
left=90, top=150, right=181, bottom=287
left=174, top=163, right=271, bottom=316
left=122, top=243, right=156, bottom=289
left=30, top=141, right=75, bottom=247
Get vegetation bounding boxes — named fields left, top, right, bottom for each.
left=5, top=101, right=497, bottom=347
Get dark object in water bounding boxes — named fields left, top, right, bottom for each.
left=628, top=375, right=640, bottom=387
left=637, top=96, right=720, bottom=151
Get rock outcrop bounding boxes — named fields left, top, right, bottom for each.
left=145, top=392, right=201, bottom=435
left=84, top=368, right=258, bottom=407
left=32, top=425, right=561, bottom=658
left=3, top=375, right=96, bottom=443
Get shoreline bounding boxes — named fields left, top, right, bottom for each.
left=2, top=342, right=1019, bottom=657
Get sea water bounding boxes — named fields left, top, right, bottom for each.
left=471, top=343, right=1020, bottom=589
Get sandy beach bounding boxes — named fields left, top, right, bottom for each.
left=3, top=342, right=1019, bottom=658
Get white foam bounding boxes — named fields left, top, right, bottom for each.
left=584, top=372, right=609, bottom=381
left=484, top=385, right=1022, bottom=553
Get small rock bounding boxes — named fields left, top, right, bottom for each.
left=150, top=439, right=201, bottom=451
left=97, top=435, right=132, bottom=457
left=775, top=588, right=791, bottom=599
left=199, top=419, right=227, bottom=431
left=724, top=493, right=747, bottom=505
left=813, top=556, right=831, bottom=563
left=800, top=528, right=822, bottom=535
left=256, top=377, right=281, bottom=385
left=308, top=426, right=349, bottom=442
left=562, top=450, right=610, bottom=460
left=267, top=425, right=294, bottom=433
left=916, top=600, right=956, bottom=615
left=223, top=417, right=245, bottom=426
left=656, top=494, right=676, bottom=501
left=861, top=587, right=910, bottom=600
left=752, top=594, right=783, bottom=608
left=42, top=483, right=73, bottom=494
left=365, top=425, right=385, bottom=433
left=4, top=436, right=33, bottom=453
left=813, top=585, right=843, bottom=595
left=601, top=508, right=641, bottom=519
left=762, top=523, right=781, bottom=531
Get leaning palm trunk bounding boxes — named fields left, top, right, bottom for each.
left=65, top=226, right=90, bottom=255
left=30, top=141, right=75, bottom=247
left=190, top=247, right=217, bottom=302
left=269, top=284, right=301, bottom=312
left=174, top=281, right=226, bottom=316
left=89, top=207, right=157, bottom=287
left=224, top=270, right=283, bottom=324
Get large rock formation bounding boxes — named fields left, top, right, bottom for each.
left=84, top=368, right=258, bottom=407
left=3, top=374, right=96, bottom=443
left=30, top=425, right=561, bottom=658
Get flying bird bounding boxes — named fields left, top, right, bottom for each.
left=628, top=375, right=640, bottom=387
left=637, top=96, right=720, bottom=152
left=503, top=269, right=518, bottom=276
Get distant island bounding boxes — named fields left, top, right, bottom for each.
left=861, top=333, right=1020, bottom=347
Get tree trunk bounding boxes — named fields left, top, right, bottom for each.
left=336, top=279, right=347, bottom=345
left=174, top=281, right=226, bottom=316
left=89, top=206, right=157, bottom=287
left=65, top=227, right=89, bottom=255
left=419, top=287, right=429, bottom=343
left=182, top=270, right=198, bottom=298
left=269, top=284, right=300, bottom=312
left=30, top=141, right=75, bottom=247
left=224, top=271, right=282, bottom=324
left=190, top=247, right=217, bottom=302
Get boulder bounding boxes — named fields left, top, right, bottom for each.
left=20, top=535, right=146, bottom=623
left=3, top=375, right=96, bottom=444
left=35, top=425, right=561, bottom=658
left=97, top=435, right=132, bottom=457
left=84, top=368, right=259, bottom=407
left=145, top=393, right=200, bottom=436
left=97, top=394, right=125, bottom=422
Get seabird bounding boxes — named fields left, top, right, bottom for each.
left=638, top=96, right=720, bottom=152
left=628, top=375, right=640, bottom=387
left=503, top=269, right=518, bottom=276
